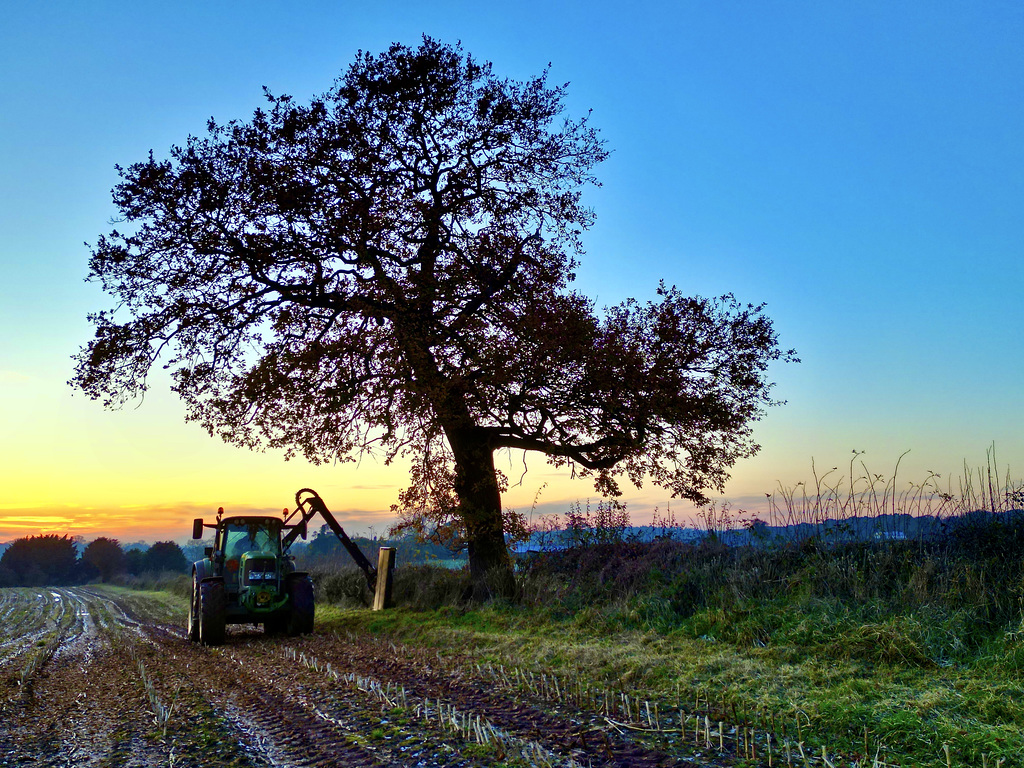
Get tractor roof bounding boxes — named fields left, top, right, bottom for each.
left=219, top=515, right=284, bottom=528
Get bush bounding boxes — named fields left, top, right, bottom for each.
left=310, top=567, right=371, bottom=608
left=515, top=511, right=1024, bottom=665
left=115, top=571, right=191, bottom=597
left=310, top=563, right=473, bottom=611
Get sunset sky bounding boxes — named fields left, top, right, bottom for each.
left=2, top=2, right=1022, bottom=544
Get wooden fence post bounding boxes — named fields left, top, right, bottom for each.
left=373, top=547, right=396, bottom=610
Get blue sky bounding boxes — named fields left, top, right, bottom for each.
left=1, top=1, right=1022, bottom=539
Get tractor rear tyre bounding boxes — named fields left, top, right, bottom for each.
left=286, top=576, right=314, bottom=636
left=186, top=573, right=201, bottom=642
left=199, top=580, right=226, bottom=646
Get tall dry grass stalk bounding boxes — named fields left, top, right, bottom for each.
left=763, top=445, right=1023, bottom=540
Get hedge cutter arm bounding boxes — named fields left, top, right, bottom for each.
left=283, top=488, right=377, bottom=590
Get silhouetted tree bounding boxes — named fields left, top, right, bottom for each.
left=142, top=541, right=189, bottom=573
left=0, top=534, right=78, bottom=585
left=125, top=547, right=146, bottom=576
left=81, top=537, right=127, bottom=582
left=75, top=559, right=101, bottom=584
left=0, top=565, right=16, bottom=588
left=71, top=37, right=794, bottom=596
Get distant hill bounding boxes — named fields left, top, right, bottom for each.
left=512, top=508, right=1024, bottom=553
left=512, top=525, right=703, bottom=553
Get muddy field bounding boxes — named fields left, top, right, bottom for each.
left=0, top=587, right=713, bottom=767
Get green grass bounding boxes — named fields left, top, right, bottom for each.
left=111, top=560, right=1021, bottom=765
left=317, top=598, right=1023, bottom=766
left=311, top=507, right=1024, bottom=768
left=94, top=583, right=189, bottom=623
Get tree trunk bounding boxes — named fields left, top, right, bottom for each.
left=402, top=330, right=514, bottom=599
left=445, top=425, right=513, bottom=599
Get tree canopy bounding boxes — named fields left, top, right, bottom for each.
left=0, top=536, right=187, bottom=586
left=72, top=37, right=794, bottom=594
left=0, top=534, right=79, bottom=586
left=82, top=536, right=127, bottom=582
left=143, top=541, right=189, bottom=574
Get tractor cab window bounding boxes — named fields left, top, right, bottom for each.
left=221, top=519, right=282, bottom=560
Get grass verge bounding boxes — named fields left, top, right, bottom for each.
left=316, top=598, right=1023, bottom=766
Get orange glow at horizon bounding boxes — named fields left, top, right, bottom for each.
left=0, top=454, right=716, bottom=544
left=4, top=365, right=992, bottom=546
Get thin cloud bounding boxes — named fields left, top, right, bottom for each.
left=0, top=502, right=400, bottom=544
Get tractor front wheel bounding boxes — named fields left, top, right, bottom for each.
left=286, top=576, right=314, bottom=636
left=186, top=573, right=201, bottom=642
left=199, top=580, right=226, bottom=646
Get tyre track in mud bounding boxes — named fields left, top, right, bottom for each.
left=293, top=632, right=695, bottom=768
left=0, top=588, right=257, bottom=768
left=140, top=604, right=702, bottom=766
left=143, top=621, right=488, bottom=768
left=0, top=590, right=61, bottom=670
left=0, top=588, right=707, bottom=767
left=0, top=588, right=171, bottom=768
left=143, top=626, right=390, bottom=767
left=148, top=622, right=694, bottom=768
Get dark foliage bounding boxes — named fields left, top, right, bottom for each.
left=81, top=537, right=128, bottom=582
left=125, top=547, right=147, bottom=575
left=142, top=541, right=189, bottom=574
left=0, top=535, right=190, bottom=587
left=0, top=534, right=80, bottom=586
left=518, top=512, right=1024, bottom=662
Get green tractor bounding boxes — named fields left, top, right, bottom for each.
left=187, top=489, right=377, bottom=645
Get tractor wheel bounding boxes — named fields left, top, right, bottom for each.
left=286, top=576, right=315, bottom=636
left=186, top=572, right=201, bottom=642
left=199, top=580, right=226, bottom=646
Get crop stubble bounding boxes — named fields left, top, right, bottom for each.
left=0, top=588, right=699, bottom=768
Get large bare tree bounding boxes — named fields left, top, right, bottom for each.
left=72, top=38, right=794, bottom=595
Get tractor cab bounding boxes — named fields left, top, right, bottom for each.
left=216, top=516, right=284, bottom=592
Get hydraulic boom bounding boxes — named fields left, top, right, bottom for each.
left=284, top=488, right=377, bottom=589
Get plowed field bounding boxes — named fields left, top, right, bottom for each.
left=0, top=588, right=709, bottom=767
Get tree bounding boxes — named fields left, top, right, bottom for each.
left=82, top=537, right=127, bottom=582
left=0, top=534, right=78, bottom=586
left=143, top=541, right=189, bottom=574
left=125, top=547, right=146, bottom=576
left=71, top=37, right=794, bottom=596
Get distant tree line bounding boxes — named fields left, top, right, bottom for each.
left=0, top=534, right=188, bottom=588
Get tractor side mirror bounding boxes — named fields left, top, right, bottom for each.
left=192, top=518, right=204, bottom=540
